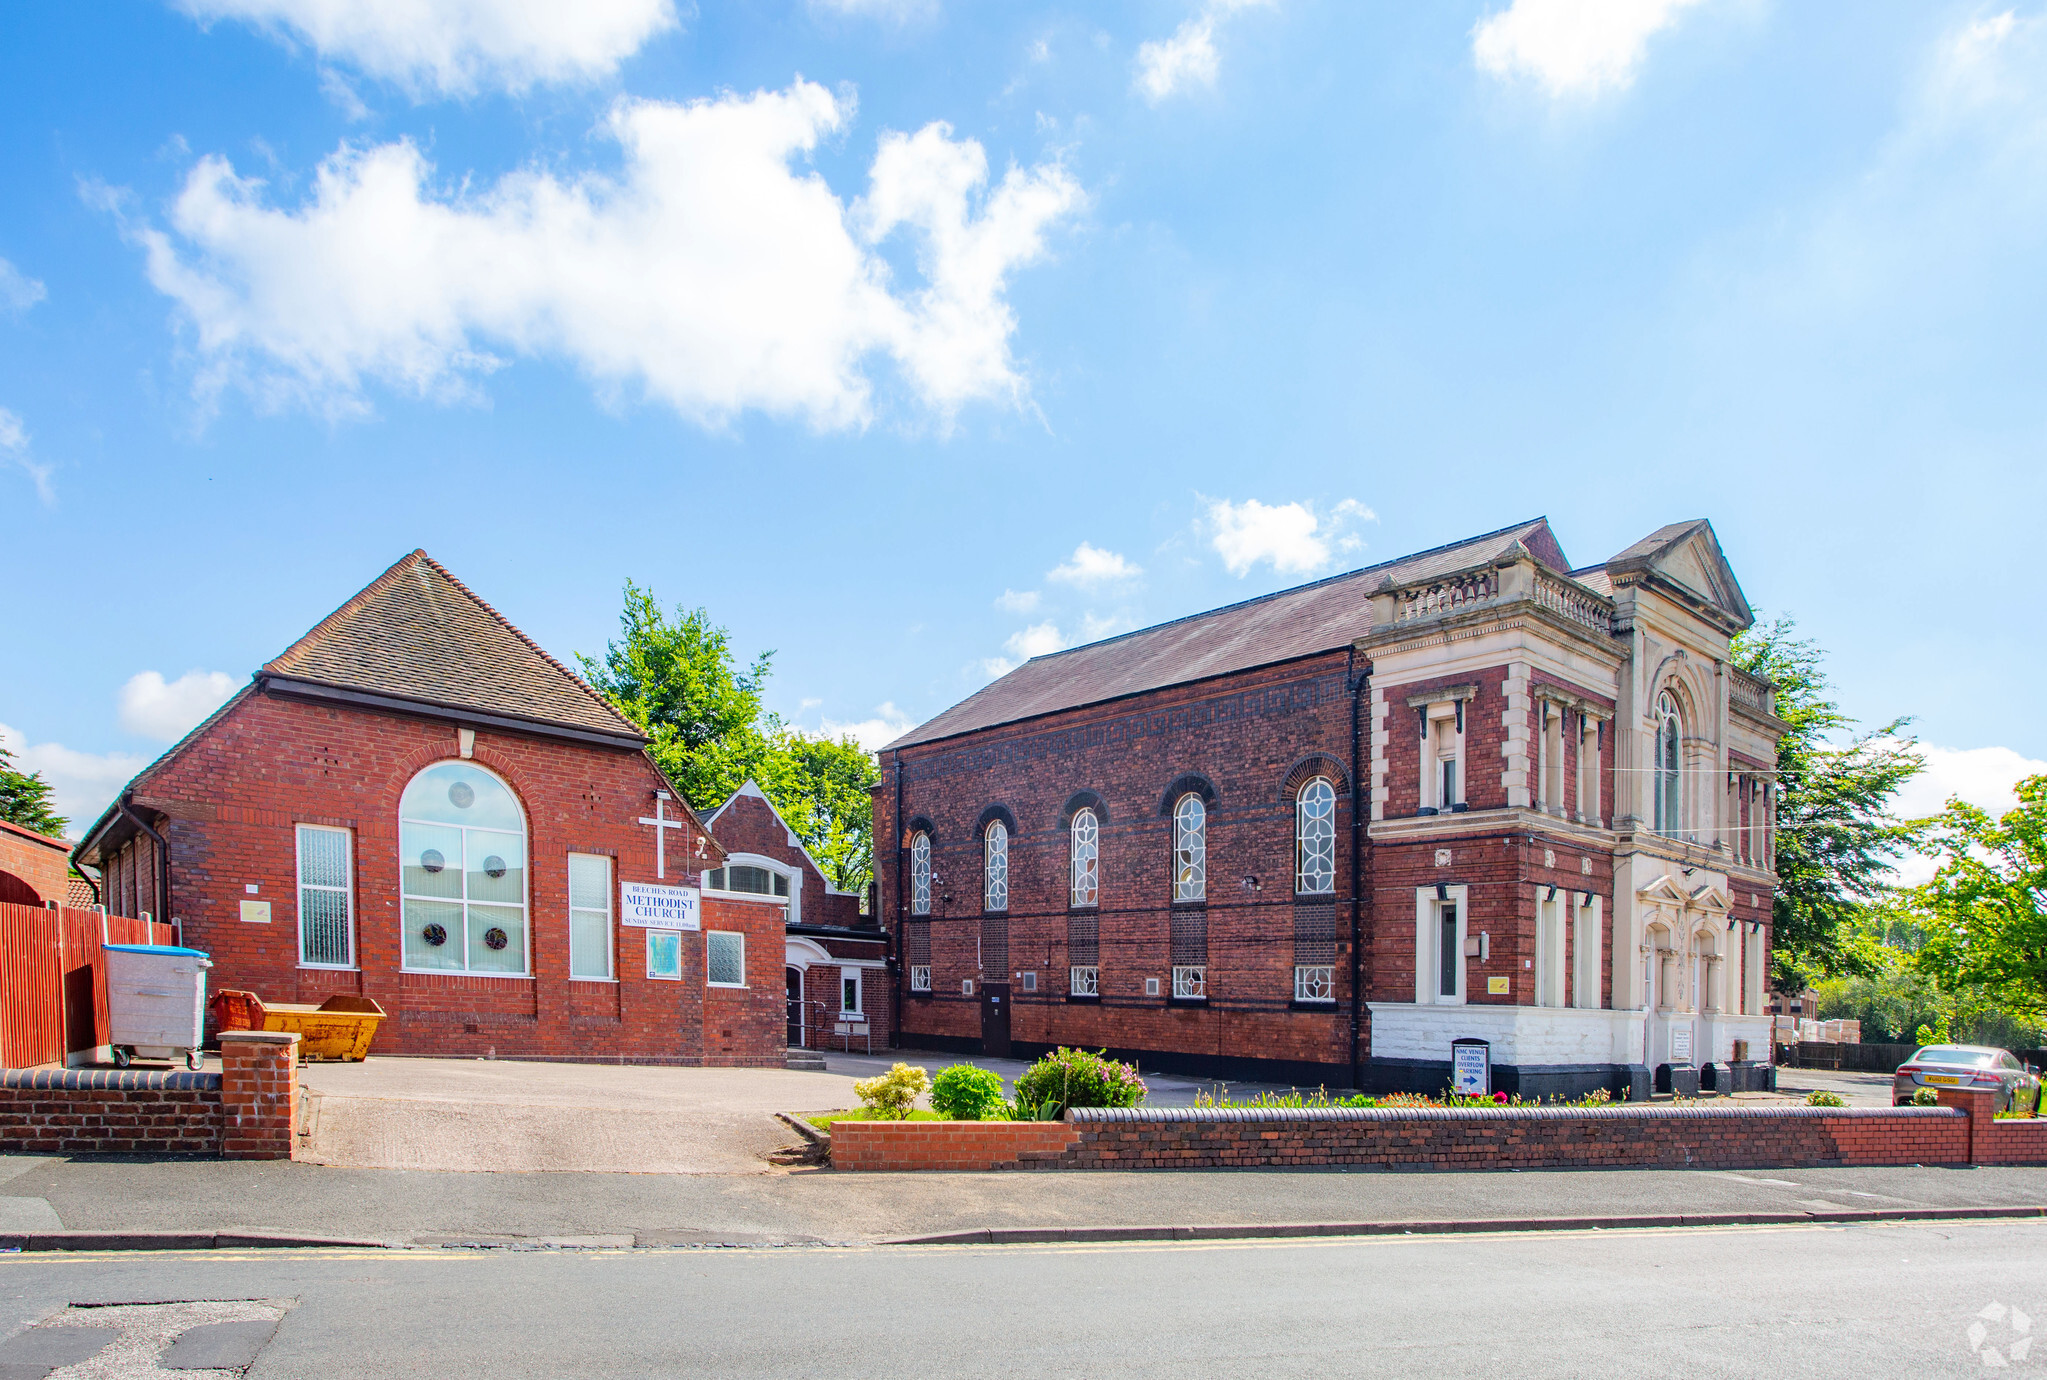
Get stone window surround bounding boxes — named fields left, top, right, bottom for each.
left=1532, top=685, right=1611, bottom=827
left=1405, top=684, right=1476, bottom=815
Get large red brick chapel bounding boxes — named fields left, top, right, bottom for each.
left=73, top=551, right=786, bottom=1065
left=878, top=517, right=1786, bottom=1097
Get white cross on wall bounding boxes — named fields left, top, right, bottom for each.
left=638, top=790, right=687, bottom=879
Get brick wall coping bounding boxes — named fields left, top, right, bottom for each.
left=1067, top=1105, right=1965, bottom=1125
left=218, top=1031, right=300, bottom=1046
left=0, top=1069, right=221, bottom=1092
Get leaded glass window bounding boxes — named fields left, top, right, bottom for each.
left=1654, top=692, right=1682, bottom=837
left=399, top=761, right=527, bottom=975
left=1070, top=809, right=1099, bottom=908
left=910, top=832, right=931, bottom=916
left=984, top=821, right=1008, bottom=912
left=707, top=930, right=746, bottom=986
left=1296, top=777, right=1336, bottom=895
left=1173, top=794, right=1206, bottom=902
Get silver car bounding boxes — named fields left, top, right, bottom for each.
left=1893, top=1045, right=2042, bottom=1113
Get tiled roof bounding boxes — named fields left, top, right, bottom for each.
left=887, top=518, right=1563, bottom=749
left=262, top=551, right=642, bottom=742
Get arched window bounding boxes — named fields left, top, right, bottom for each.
left=1070, top=809, right=1099, bottom=908
left=1654, top=691, right=1682, bottom=837
left=984, top=821, right=1008, bottom=912
left=1296, top=776, right=1336, bottom=895
left=1173, top=794, right=1206, bottom=902
left=399, top=761, right=527, bottom=974
left=910, top=832, right=931, bottom=916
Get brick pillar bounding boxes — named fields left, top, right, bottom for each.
left=1936, top=1086, right=1995, bottom=1163
left=220, top=1030, right=300, bottom=1160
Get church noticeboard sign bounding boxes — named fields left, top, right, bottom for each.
left=1670, top=1026, right=1693, bottom=1063
left=620, top=882, right=700, bottom=931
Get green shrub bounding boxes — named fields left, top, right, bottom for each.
left=1013, top=1048, right=1147, bottom=1118
left=1804, top=1089, right=1847, bottom=1107
left=1909, top=1086, right=1940, bottom=1107
left=929, top=1064, right=1007, bottom=1121
left=851, top=1062, right=929, bottom=1120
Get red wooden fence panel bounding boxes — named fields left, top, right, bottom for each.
left=0, top=903, right=178, bottom=1068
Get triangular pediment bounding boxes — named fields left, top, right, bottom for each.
left=1688, top=884, right=1731, bottom=914
left=1603, top=520, right=1753, bottom=630
left=1637, top=874, right=1691, bottom=905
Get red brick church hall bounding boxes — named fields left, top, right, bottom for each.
left=71, top=551, right=787, bottom=1066
left=877, top=517, right=1786, bottom=1098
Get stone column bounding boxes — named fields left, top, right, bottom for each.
left=219, top=1030, right=300, bottom=1161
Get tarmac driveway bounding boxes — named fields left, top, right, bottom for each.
left=297, top=1059, right=862, bottom=1174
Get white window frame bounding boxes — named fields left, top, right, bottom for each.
left=1295, top=777, right=1336, bottom=896
left=567, top=852, right=615, bottom=982
left=984, top=821, right=1009, bottom=913
left=1654, top=691, right=1683, bottom=838
left=1422, top=702, right=1465, bottom=812
left=1578, top=714, right=1600, bottom=824
left=1019, top=970, right=1037, bottom=993
left=646, top=929, right=683, bottom=981
left=962, top=977, right=975, bottom=997
left=397, top=760, right=532, bottom=978
left=839, top=966, right=863, bottom=1015
left=703, top=853, right=801, bottom=925
left=1070, top=964, right=1099, bottom=997
left=1069, top=809, right=1099, bottom=909
left=1535, top=889, right=1567, bottom=1008
left=1414, top=885, right=1469, bottom=1005
left=909, top=964, right=932, bottom=992
left=1294, top=964, right=1335, bottom=1003
left=1173, top=795, right=1206, bottom=903
left=910, top=832, right=931, bottom=916
left=706, top=930, right=747, bottom=988
left=1572, top=894, right=1603, bottom=1009
left=295, top=823, right=355, bottom=969
left=1172, top=964, right=1206, bottom=1000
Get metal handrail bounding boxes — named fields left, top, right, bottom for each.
left=787, top=996, right=873, bottom=1054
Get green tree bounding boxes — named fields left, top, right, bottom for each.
left=1913, top=774, right=2047, bottom=1024
left=579, top=584, right=881, bottom=898
left=0, top=745, right=66, bottom=838
left=1730, top=616, right=1924, bottom=987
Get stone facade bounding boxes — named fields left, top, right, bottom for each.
left=879, top=518, right=1784, bottom=1095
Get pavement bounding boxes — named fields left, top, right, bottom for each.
left=0, top=1219, right=2041, bottom=1376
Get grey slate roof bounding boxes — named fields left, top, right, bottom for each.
left=262, top=550, right=643, bottom=741
left=886, top=518, right=1564, bottom=750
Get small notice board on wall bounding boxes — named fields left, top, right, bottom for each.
left=1670, top=1026, right=1693, bottom=1063
left=1451, top=1039, right=1490, bottom=1097
left=620, top=882, right=700, bottom=931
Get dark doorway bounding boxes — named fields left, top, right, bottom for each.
left=981, top=980, right=1011, bottom=1057
left=785, top=968, right=804, bottom=1048
left=0, top=871, right=39, bottom=906
left=63, top=965, right=96, bottom=1058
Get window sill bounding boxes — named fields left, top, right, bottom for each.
left=568, top=977, right=619, bottom=984
left=399, top=969, right=534, bottom=980
left=1064, top=993, right=1101, bottom=1004
left=707, top=982, right=749, bottom=990
left=297, top=964, right=358, bottom=972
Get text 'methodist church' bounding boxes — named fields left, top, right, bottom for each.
left=879, top=517, right=1785, bottom=1098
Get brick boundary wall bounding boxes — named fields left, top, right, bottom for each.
left=830, top=1090, right=2046, bottom=1172
left=0, top=1031, right=300, bottom=1160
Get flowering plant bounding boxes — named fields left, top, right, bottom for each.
left=1013, top=1047, right=1147, bottom=1117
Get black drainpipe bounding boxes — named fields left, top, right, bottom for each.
left=118, top=796, right=172, bottom=933
left=891, top=749, right=905, bottom=1044
left=1348, top=650, right=1372, bottom=1091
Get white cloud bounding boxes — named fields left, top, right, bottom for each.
left=1472, top=0, right=1705, bottom=99
left=0, top=257, right=46, bottom=314
left=1006, top=621, right=1067, bottom=659
left=1047, top=542, right=1141, bottom=586
left=117, top=670, right=240, bottom=742
left=1884, top=741, right=2047, bottom=886
left=130, top=82, right=1083, bottom=429
left=0, top=723, right=148, bottom=841
left=994, top=588, right=1040, bottom=613
left=1134, top=0, right=1271, bottom=104
left=177, top=0, right=679, bottom=97
left=0, top=406, right=54, bottom=505
left=817, top=701, right=916, bottom=752
left=1078, top=611, right=1132, bottom=642
left=1204, top=495, right=1374, bottom=577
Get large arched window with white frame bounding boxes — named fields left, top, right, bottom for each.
left=910, top=832, right=931, bottom=916
left=984, top=820, right=1009, bottom=912
left=1295, top=776, right=1336, bottom=895
left=1069, top=809, right=1099, bottom=908
left=399, top=761, right=528, bottom=974
left=1173, top=794, right=1206, bottom=902
left=1654, top=691, right=1683, bottom=838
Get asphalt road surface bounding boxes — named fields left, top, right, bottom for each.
left=1, top=1219, right=2041, bottom=1377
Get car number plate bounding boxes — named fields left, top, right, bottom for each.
left=1923, top=1074, right=1960, bottom=1085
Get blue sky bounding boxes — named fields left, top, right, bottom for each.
left=3, top=0, right=2045, bottom=844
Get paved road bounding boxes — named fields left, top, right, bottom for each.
left=1, top=1220, right=2040, bottom=1376
left=2, top=1152, right=2040, bottom=1246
